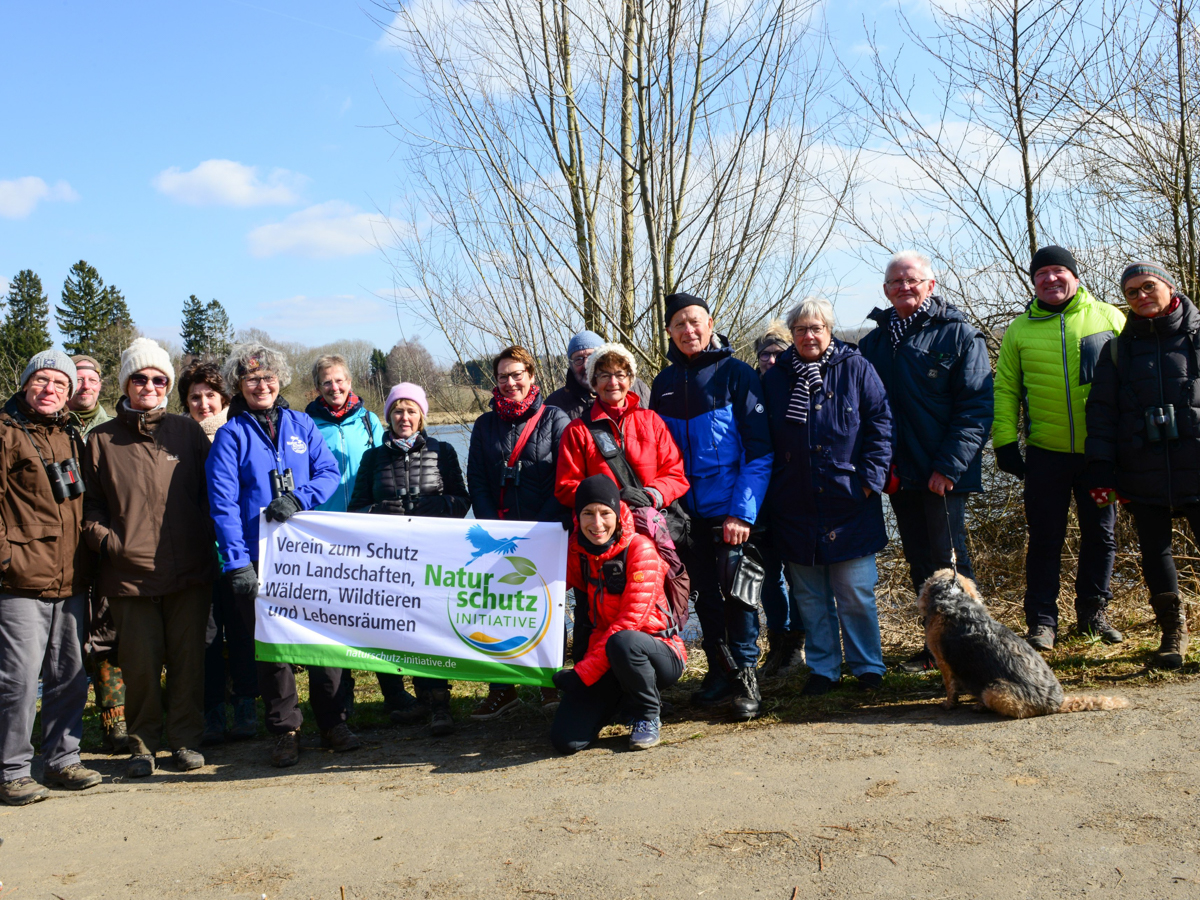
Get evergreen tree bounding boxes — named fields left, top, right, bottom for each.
left=203, top=299, right=233, bottom=359
left=181, top=295, right=233, bottom=360
left=180, top=295, right=207, bottom=357
left=1, top=270, right=52, bottom=388
left=56, top=260, right=108, bottom=357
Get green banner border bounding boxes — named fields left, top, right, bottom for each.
left=255, top=641, right=556, bottom=687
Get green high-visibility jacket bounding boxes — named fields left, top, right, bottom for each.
left=993, top=287, right=1127, bottom=454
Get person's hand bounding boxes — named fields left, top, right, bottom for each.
left=722, top=516, right=751, bottom=546
left=225, top=565, right=259, bottom=603
left=551, top=668, right=584, bottom=693
left=620, top=486, right=654, bottom=509
left=264, top=492, right=303, bottom=522
left=994, top=442, right=1026, bottom=480
left=928, top=472, right=955, bottom=496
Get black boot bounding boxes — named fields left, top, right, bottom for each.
left=429, top=689, right=455, bottom=737
left=1149, top=592, right=1190, bottom=669
left=692, top=645, right=736, bottom=708
left=759, top=630, right=804, bottom=678
left=730, top=667, right=760, bottom=720
left=1074, top=597, right=1124, bottom=644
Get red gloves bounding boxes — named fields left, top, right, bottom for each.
left=1090, top=488, right=1129, bottom=508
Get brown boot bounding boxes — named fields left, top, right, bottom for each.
left=100, top=706, right=129, bottom=754
left=1149, top=592, right=1190, bottom=669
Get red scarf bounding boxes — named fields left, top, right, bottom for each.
left=320, top=392, right=361, bottom=420
left=492, top=384, right=540, bottom=421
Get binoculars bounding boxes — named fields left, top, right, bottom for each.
left=1145, top=405, right=1179, bottom=442
left=269, top=468, right=295, bottom=500
left=500, top=460, right=523, bottom=486
left=46, top=457, right=84, bottom=503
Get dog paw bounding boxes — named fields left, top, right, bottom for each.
left=940, top=698, right=958, bottom=710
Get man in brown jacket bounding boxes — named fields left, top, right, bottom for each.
left=83, top=339, right=217, bottom=778
left=0, top=350, right=102, bottom=806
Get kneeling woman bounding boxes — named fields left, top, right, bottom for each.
left=551, top=475, right=685, bottom=752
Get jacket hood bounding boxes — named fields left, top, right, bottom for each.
left=3, top=392, right=71, bottom=429
left=229, top=393, right=291, bottom=418
left=304, top=395, right=364, bottom=424
left=1122, top=293, right=1196, bottom=339
left=666, top=332, right=734, bottom=368
left=571, top=501, right=635, bottom=562
left=115, top=397, right=169, bottom=436
left=866, top=295, right=964, bottom=327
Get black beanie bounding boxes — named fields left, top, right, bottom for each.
left=1029, top=246, right=1080, bottom=280
left=574, top=474, right=621, bottom=519
left=664, top=292, right=709, bottom=328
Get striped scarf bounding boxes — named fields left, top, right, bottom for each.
left=888, top=297, right=932, bottom=348
left=786, top=345, right=834, bottom=424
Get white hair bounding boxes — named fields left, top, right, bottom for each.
left=885, top=251, right=935, bottom=280
left=222, top=341, right=293, bottom=392
left=785, top=297, right=837, bottom=333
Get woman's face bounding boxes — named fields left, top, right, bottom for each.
left=318, top=365, right=351, bottom=410
left=792, top=317, right=832, bottom=361
left=187, top=383, right=225, bottom=423
left=593, top=364, right=631, bottom=407
left=242, top=371, right=280, bottom=411
left=128, top=368, right=169, bottom=412
left=757, top=342, right=786, bottom=373
left=496, top=358, right=534, bottom=402
left=1125, top=274, right=1174, bottom=318
left=580, top=503, right=618, bottom=545
left=390, top=400, right=423, bottom=439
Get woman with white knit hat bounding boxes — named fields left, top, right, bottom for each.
left=81, top=338, right=218, bottom=777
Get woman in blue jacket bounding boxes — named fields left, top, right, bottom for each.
left=305, top=354, right=384, bottom=513
left=205, top=342, right=357, bottom=768
left=761, top=299, right=893, bottom=696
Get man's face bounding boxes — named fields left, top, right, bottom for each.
left=24, top=369, right=71, bottom=415
left=68, top=368, right=101, bottom=412
left=668, top=307, right=714, bottom=358
left=1033, top=265, right=1079, bottom=306
left=569, top=348, right=595, bottom=390
left=883, top=261, right=936, bottom=318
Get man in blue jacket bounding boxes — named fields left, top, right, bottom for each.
left=651, top=293, right=773, bottom=718
left=858, top=252, right=994, bottom=673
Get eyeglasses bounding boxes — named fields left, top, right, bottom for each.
left=884, top=278, right=929, bottom=290
left=1124, top=281, right=1164, bottom=301
left=243, top=375, right=279, bottom=388
left=595, top=371, right=630, bottom=383
left=569, top=352, right=593, bottom=369
left=496, top=370, right=528, bottom=383
left=758, top=350, right=781, bottom=362
left=792, top=325, right=827, bottom=337
left=129, top=374, right=169, bottom=389
left=29, top=376, right=70, bottom=394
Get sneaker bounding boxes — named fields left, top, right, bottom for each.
left=691, top=670, right=735, bottom=708
left=801, top=673, right=838, bottom=696
left=320, top=723, right=361, bottom=752
left=897, top=647, right=938, bottom=673
left=270, top=730, right=301, bottom=768
left=855, top=672, right=883, bottom=692
left=172, top=748, right=205, bottom=771
left=43, top=762, right=103, bottom=791
left=540, top=687, right=560, bottom=712
left=730, top=667, right=761, bottom=720
left=0, top=776, right=49, bottom=806
left=126, top=754, right=155, bottom=778
left=1026, top=626, right=1056, bottom=651
left=202, top=705, right=227, bottom=746
left=470, top=686, right=520, bottom=720
left=228, top=696, right=258, bottom=741
left=629, top=718, right=662, bottom=750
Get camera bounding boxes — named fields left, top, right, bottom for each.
left=46, top=457, right=84, bottom=503
left=269, top=468, right=295, bottom=500
left=1144, top=405, right=1179, bottom=442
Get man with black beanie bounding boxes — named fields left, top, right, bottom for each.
left=992, top=246, right=1127, bottom=650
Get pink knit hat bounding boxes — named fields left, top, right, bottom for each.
left=385, top=382, right=429, bottom=419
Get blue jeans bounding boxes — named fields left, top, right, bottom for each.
left=784, top=556, right=884, bottom=682
left=761, top=541, right=802, bottom=633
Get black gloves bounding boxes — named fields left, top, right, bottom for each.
left=264, top=492, right=304, bottom=522
left=994, top=442, right=1026, bottom=480
left=620, top=486, right=654, bottom=509
left=370, top=498, right=407, bottom=515
left=226, top=565, right=259, bottom=603
left=551, top=668, right=584, bottom=694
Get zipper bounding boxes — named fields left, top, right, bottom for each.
left=1155, top=324, right=1173, bottom=506
left=245, top=414, right=285, bottom=476
left=1059, top=313, right=1075, bottom=453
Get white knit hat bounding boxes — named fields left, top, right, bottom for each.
left=584, top=342, right=638, bottom=386
left=119, top=338, right=175, bottom=395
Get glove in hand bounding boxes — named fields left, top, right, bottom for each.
left=620, top=486, right=654, bottom=509
left=551, top=668, right=584, bottom=694
left=994, top=442, right=1026, bottom=480
left=264, top=492, right=304, bottom=522
left=226, top=565, right=259, bottom=603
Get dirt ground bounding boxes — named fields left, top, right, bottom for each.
left=4, top=670, right=1199, bottom=900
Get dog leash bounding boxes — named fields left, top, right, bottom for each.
left=942, top=492, right=958, bottom=575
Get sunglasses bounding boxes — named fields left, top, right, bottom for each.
left=129, top=374, right=170, bottom=389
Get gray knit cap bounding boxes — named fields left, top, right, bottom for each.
left=21, top=349, right=77, bottom=396
left=1120, top=260, right=1176, bottom=291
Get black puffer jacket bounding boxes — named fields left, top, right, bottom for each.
left=467, top=391, right=569, bottom=522
left=1085, top=294, right=1200, bottom=507
left=349, top=431, right=470, bottom=518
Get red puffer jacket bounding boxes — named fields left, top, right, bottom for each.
left=554, top=395, right=689, bottom=510
left=566, top=503, right=686, bottom=685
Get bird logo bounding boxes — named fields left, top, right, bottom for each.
left=464, top=524, right=528, bottom=564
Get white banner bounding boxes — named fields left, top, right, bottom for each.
left=254, top=511, right=568, bottom=686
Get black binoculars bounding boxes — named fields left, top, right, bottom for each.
left=46, top=457, right=85, bottom=503
left=269, top=468, right=295, bottom=500
left=500, top=460, right=523, bottom=486
left=1145, top=405, right=1179, bottom=442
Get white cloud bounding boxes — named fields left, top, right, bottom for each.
left=247, top=201, right=402, bottom=259
left=0, top=275, right=9, bottom=296
left=0, top=177, right=79, bottom=219
left=152, top=159, right=305, bottom=207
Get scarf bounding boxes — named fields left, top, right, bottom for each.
left=230, top=393, right=287, bottom=443
left=319, top=392, right=362, bottom=420
left=198, top=406, right=229, bottom=442
left=786, top=345, right=834, bottom=424
left=492, top=383, right=541, bottom=422
left=888, top=296, right=932, bottom=348
left=72, top=403, right=105, bottom=428
left=1145, top=295, right=1183, bottom=318
left=388, top=432, right=419, bottom=453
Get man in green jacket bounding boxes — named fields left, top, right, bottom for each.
left=993, top=246, right=1127, bottom=650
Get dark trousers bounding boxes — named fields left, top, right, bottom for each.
left=377, top=672, right=448, bottom=706
left=204, top=578, right=258, bottom=712
left=236, top=586, right=350, bottom=735
left=678, top=517, right=761, bottom=669
left=760, top=540, right=803, bottom=634
left=550, top=631, right=683, bottom=754
left=1024, top=446, right=1117, bottom=630
left=1126, top=502, right=1200, bottom=596
left=889, top=490, right=975, bottom=593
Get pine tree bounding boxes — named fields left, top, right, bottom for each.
left=56, top=260, right=108, bottom=357
left=1, top=270, right=52, bottom=388
left=203, top=299, right=233, bottom=359
left=181, top=295, right=233, bottom=360
left=180, top=295, right=207, bottom=357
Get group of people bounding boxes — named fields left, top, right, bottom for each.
left=2, top=244, right=1195, bottom=805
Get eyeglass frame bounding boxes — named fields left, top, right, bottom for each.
left=243, top=375, right=280, bottom=388
left=594, top=370, right=630, bottom=383
left=28, top=375, right=71, bottom=394
left=884, top=277, right=931, bottom=290
left=1124, top=280, right=1168, bottom=301
left=496, top=369, right=530, bottom=383
left=791, top=324, right=828, bottom=337
left=129, top=373, right=170, bottom=389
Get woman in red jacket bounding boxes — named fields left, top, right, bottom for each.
left=554, top=343, right=688, bottom=512
left=551, top=475, right=686, bottom=752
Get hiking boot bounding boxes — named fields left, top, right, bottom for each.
left=172, top=748, right=205, bottom=771
left=801, top=673, right=838, bottom=696
left=202, top=705, right=227, bottom=746
left=228, top=696, right=258, bottom=740
left=0, top=776, right=49, bottom=806
left=759, top=630, right=805, bottom=678
left=1075, top=597, right=1124, bottom=644
left=470, top=686, right=520, bottom=720
left=429, top=689, right=455, bottom=737
left=1150, top=592, right=1190, bottom=669
left=856, top=672, right=883, bottom=692
left=897, top=647, right=938, bottom=674
left=126, top=754, right=155, bottom=778
left=730, top=667, right=761, bottom=720
left=43, top=762, right=102, bottom=791
left=540, top=687, right=561, bottom=712
left=100, top=706, right=129, bottom=754
left=270, top=730, right=301, bottom=768
left=320, top=723, right=361, bottom=752
left=1026, top=626, right=1056, bottom=651
left=629, top=717, right=662, bottom=750
left=389, top=689, right=430, bottom=726
left=691, top=669, right=735, bottom=708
